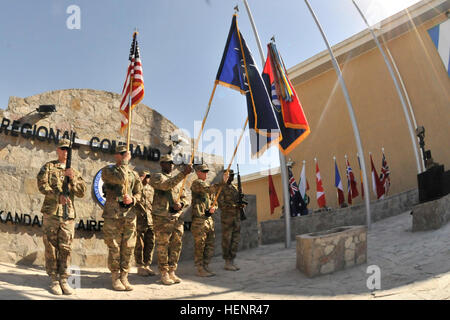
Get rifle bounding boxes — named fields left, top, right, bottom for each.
left=236, top=164, right=248, bottom=221
left=62, top=132, right=75, bottom=220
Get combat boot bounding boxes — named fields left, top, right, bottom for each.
left=169, top=271, right=182, bottom=283
left=137, top=265, right=149, bottom=276
left=60, top=278, right=74, bottom=295
left=49, top=275, right=62, bottom=295
left=161, top=271, right=175, bottom=285
left=120, top=272, right=134, bottom=291
left=145, top=265, right=156, bottom=276
left=224, top=260, right=238, bottom=271
left=197, top=266, right=213, bottom=277
left=111, top=272, right=126, bottom=291
left=231, top=259, right=240, bottom=270
left=203, top=264, right=216, bottom=276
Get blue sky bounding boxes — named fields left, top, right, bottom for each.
left=0, top=0, right=420, bottom=174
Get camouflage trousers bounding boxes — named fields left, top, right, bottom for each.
left=103, top=216, right=136, bottom=273
left=42, top=214, right=75, bottom=279
left=221, top=210, right=241, bottom=260
left=134, top=215, right=155, bottom=266
left=191, top=217, right=215, bottom=267
left=152, top=215, right=184, bottom=273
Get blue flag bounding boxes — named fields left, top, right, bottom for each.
left=216, top=15, right=280, bottom=158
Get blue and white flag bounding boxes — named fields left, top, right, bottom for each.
left=215, top=14, right=280, bottom=158
left=428, top=19, right=450, bottom=77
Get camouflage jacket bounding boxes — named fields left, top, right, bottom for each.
left=101, top=163, right=143, bottom=219
left=36, top=160, right=86, bottom=218
left=135, top=183, right=154, bottom=224
left=216, top=182, right=240, bottom=212
left=190, top=179, right=216, bottom=220
left=150, top=170, right=189, bottom=218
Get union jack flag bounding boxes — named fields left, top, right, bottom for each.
left=288, top=166, right=305, bottom=217
left=119, top=31, right=144, bottom=134
left=380, top=150, right=390, bottom=197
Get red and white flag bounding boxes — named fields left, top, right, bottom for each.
left=315, top=159, right=326, bottom=208
left=370, top=153, right=384, bottom=199
left=119, top=31, right=144, bottom=134
left=345, top=157, right=359, bottom=204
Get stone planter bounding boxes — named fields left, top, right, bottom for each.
left=296, top=225, right=367, bottom=277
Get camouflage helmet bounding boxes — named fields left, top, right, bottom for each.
left=159, top=154, right=174, bottom=163
left=114, top=144, right=128, bottom=154
left=195, top=164, right=209, bottom=172
left=57, top=139, right=71, bottom=149
left=139, top=169, right=151, bottom=177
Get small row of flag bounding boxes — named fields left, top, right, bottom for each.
left=269, top=150, right=391, bottom=216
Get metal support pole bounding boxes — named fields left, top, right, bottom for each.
left=304, top=0, right=372, bottom=229
left=352, top=0, right=423, bottom=174
left=243, top=0, right=292, bottom=247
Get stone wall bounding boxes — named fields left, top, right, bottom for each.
left=0, top=89, right=261, bottom=267
left=412, top=193, right=450, bottom=231
left=296, top=225, right=367, bottom=277
left=260, top=188, right=418, bottom=245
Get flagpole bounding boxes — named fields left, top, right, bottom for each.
left=127, top=29, right=138, bottom=151
left=242, top=0, right=293, bottom=248
left=176, top=82, right=218, bottom=202
left=125, top=29, right=138, bottom=196
left=333, top=156, right=338, bottom=205
left=304, top=0, right=371, bottom=229
left=351, top=0, right=422, bottom=175
left=210, top=117, right=249, bottom=209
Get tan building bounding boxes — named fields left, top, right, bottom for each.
left=242, top=0, right=450, bottom=222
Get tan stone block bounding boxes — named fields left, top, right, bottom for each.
left=0, top=148, right=9, bottom=160
left=356, top=254, right=367, bottom=265
left=70, top=98, right=81, bottom=111
left=344, top=237, right=353, bottom=249
left=324, top=244, right=334, bottom=256
left=345, top=249, right=355, bottom=261
left=320, top=261, right=335, bottom=274
left=345, top=259, right=355, bottom=268
left=359, top=233, right=367, bottom=242
left=23, top=178, right=39, bottom=194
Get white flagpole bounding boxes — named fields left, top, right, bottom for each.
left=352, top=0, right=423, bottom=174
left=304, top=0, right=372, bottom=229
left=242, top=0, right=293, bottom=248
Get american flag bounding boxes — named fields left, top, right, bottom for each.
left=380, top=150, right=390, bottom=196
left=119, top=31, right=144, bottom=134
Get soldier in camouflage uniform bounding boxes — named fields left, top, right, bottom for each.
left=150, top=154, right=192, bottom=285
left=36, top=139, right=86, bottom=295
left=101, top=145, right=143, bottom=291
left=190, top=164, right=217, bottom=277
left=216, top=169, right=246, bottom=271
left=134, top=169, right=156, bottom=277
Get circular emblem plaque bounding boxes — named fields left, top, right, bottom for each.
left=93, top=167, right=111, bottom=207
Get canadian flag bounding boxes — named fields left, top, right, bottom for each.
left=315, top=159, right=327, bottom=208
